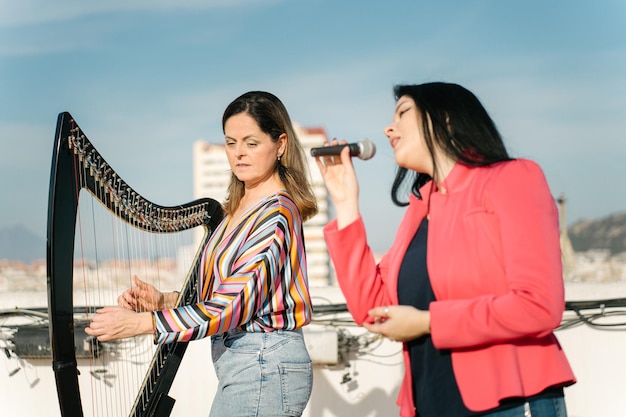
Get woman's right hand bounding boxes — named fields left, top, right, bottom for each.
left=314, top=139, right=361, bottom=228
left=118, top=275, right=168, bottom=312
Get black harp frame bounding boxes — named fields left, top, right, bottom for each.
left=46, top=112, right=223, bottom=417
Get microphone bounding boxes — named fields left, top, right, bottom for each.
left=310, top=139, right=376, bottom=160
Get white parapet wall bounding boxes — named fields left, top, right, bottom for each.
left=1, top=283, right=626, bottom=417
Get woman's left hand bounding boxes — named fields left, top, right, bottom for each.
left=363, top=305, right=431, bottom=343
left=85, top=307, right=153, bottom=342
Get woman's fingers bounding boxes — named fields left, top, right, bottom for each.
left=134, top=275, right=150, bottom=288
left=85, top=307, right=140, bottom=342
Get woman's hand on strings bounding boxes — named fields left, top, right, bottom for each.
left=118, top=275, right=166, bottom=311
left=85, top=307, right=153, bottom=342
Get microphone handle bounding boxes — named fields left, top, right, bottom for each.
left=310, top=143, right=361, bottom=157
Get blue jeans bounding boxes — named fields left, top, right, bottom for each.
left=479, top=395, right=567, bottom=417
left=209, top=328, right=313, bottom=417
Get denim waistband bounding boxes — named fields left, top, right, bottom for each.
left=216, top=327, right=303, bottom=338
left=496, top=386, right=564, bottom=411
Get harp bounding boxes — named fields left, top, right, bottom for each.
left=46, top=112, right=223, bottom=417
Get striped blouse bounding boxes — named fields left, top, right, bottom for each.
left=152, top=191, right=313, bottom=343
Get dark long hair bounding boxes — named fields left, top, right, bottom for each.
left=391, top=82, right=512, bottom=206
left=221, top=91, right=318, bottom=220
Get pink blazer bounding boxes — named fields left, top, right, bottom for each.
left=324, top=159, right=575, bottom=416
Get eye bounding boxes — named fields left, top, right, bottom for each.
left=247, top=142, right=258, bottom=147
left=398, top=106, right=412, bottom=117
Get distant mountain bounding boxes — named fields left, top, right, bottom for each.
left=0, top=225, right=46, bottom=262
left=568, top=212, right=626, bottom=255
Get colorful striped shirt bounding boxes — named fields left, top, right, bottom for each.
left=153, top=191, right=312, bottom=343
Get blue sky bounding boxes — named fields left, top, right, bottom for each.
left=1, top=0, right=625, bottom=255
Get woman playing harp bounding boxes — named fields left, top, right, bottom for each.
left=86, top=91, right=317, bottom=416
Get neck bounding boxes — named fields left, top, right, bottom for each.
left=433, top=155, right=456, bottom=191
left=241, top=173, right=284, bottom=207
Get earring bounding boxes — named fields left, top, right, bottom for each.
left=277, top=154, right=282, bottom=161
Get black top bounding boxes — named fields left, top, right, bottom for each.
left=397, top=218, right=477, bottom=417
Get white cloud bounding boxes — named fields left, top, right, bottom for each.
left=0, top=0, right=282, bottom=28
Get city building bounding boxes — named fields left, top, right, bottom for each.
left=557, top=193, right=578, bottom=278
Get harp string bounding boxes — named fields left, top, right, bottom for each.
left=73, top=159, right=195, bottom=416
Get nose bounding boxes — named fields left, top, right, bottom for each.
left=384, top=124, right=394, bottom=139
left=234, top=142, right=246, bottom=157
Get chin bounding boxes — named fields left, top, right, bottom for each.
left=394, top=155, right=408, bottom=168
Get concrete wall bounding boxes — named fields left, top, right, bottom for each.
left=1, top=283, right=625, bottom=417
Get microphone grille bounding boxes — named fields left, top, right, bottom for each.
left=358, top=139, right=376, bottom=160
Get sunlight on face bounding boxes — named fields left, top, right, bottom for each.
left=384, top=96, right=433, bottom=175
left=223, top=113, right=284, bottom=188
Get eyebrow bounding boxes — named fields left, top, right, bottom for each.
left=395, top=99, right=412, bottom=113
left=224, top=134, right=258, bottom=141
